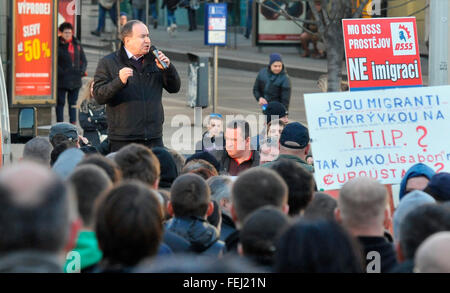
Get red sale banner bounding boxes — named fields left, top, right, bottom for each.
left=58, top=0, right=76, bottom=30
left=342, top=17, right=423, bottom=91
left=12, top=0, right=56, bottom=103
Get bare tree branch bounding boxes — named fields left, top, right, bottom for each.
left=320, top=0, right=330, bottom=26
left=352, top=0, right=371, bottom=18
left=408, top=4, right=429, bottom=16
left=379, top=0, right=416, bottom=12
left=308, top=0, right=327, bottom=37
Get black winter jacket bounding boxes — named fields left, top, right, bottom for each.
left=93, top=45, right=181, bottom=141
left=212, top=149, right=260, bottom=175
left=166, top=217, right=224, bottom=256
left=57, top=37, right=87, bottom=90
left=162, top=0, right=180, bottom=11
left=253, top=66, right=291, bottom=110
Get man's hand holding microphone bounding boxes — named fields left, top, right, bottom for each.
left=119, top=46, right=170, bottom=85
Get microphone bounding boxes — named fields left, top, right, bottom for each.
left=150, top=45, right=168, bottom=69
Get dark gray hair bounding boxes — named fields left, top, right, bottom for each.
left=207, top=175, right=232, bottom=203
left=23, top=137, right=53, bottom=166
left=120, top=20, right=145, bottom=41
left=226, top=119, right=250, bottom=139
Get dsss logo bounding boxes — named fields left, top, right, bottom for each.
left=390, top=22, right=416, bottom=56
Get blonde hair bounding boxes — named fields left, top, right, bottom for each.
left=76, top=77, right=94, bottom=109
left=338, top=177, right=388, bottom=230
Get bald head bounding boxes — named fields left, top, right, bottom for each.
left=415, top=232, right=450, bottom=273
left=0, top=162, right=71, bottom=253
left=0, top=162, right=57, bottom=206
left=338, top=177, right=387, bottom=231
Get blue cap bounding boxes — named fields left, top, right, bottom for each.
left=269, top=53, right=282, bottom=65
left=280, top=122, right=309, bottom=149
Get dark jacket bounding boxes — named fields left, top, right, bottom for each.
left=166, top=217, right=225, bottom=256
left=93, top=44, right=181, bottom=141
left=358, top=236, right=398, bottom=273
left=79, top=98, right=108, bottom=147
left=261, top=154, right=314, bottom=173
left=162, top=0, right=180, bottom=11
left=58, top=36, right=87, bottom=90
left=253, top=66, right=291, bottom=110
left=388, top=259, right=414, bottom=273
left=0, top=250, right=63, bottom=273
left=163, top=230, right=192, bottom=254
left=212, top=149, right=260, bottom=175
left=224, top=230, right=240, bottom=254
left=220, top=213, right=237, bottom=241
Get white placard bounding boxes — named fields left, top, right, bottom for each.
left=304, top=85, right=450, bottom=190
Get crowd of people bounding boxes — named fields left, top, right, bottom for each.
left=26, top=10, right=448, bottom=275
left=2, top=111, right=450, bottom=273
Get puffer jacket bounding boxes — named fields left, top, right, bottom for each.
left=253, top=66, right=291, bottom=110
left=93, top=44, right=180, bottom=141
left=166, top=217, right=224, bottom=256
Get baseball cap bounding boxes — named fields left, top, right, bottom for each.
left=424, top=172, right=450, bottom=201
left=279, top=122, right=309, bottom=149
left=264, top=102, right=288, bottom=124
left=49, top=122, right=78, bottom=141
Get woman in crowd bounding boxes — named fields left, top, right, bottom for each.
left=57, top=22, right=87, bottom=124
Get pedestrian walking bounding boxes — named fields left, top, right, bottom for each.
left=180, top=0, right=199, bottom=31
left=91, top=0, right=118, bottom=37
left=162, top=0, right=180, bottom=35
left=149, top=0, right=159, bottom=28
left=132, top=0, right=146, bottom=22
left=57, top=22, right=87, bottom=124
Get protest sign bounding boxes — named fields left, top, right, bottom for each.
left=304, top=85, right=450, bottom=191
left=12, top=0, right=56, bottom=104
left=342, top=17, right=422, bottom=91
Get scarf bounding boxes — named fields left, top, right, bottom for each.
left=67, top=38, right=75, bottom=64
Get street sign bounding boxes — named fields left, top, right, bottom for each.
left=205, top=3, right=227, bottom=46
left=12, top=0, right=57, bottom=104
left=342, top=17, right=423, bottom=91
left=304, top=85, right=450, bottom=191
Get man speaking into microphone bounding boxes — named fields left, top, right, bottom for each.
left=93, top=20, right=180, bottom=152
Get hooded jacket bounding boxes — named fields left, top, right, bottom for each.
left=166, top=217, right=224, bottom=256
left=253, top=66, right=291, bottom=110
left=93, top=44, right=180, bottom=141
left=399, top=163, right=435, bottom=200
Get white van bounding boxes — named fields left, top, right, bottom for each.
left=0, top=56, right=12, bottom=165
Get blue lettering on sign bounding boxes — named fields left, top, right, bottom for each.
left=316, top=160, right=339, bottom=170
